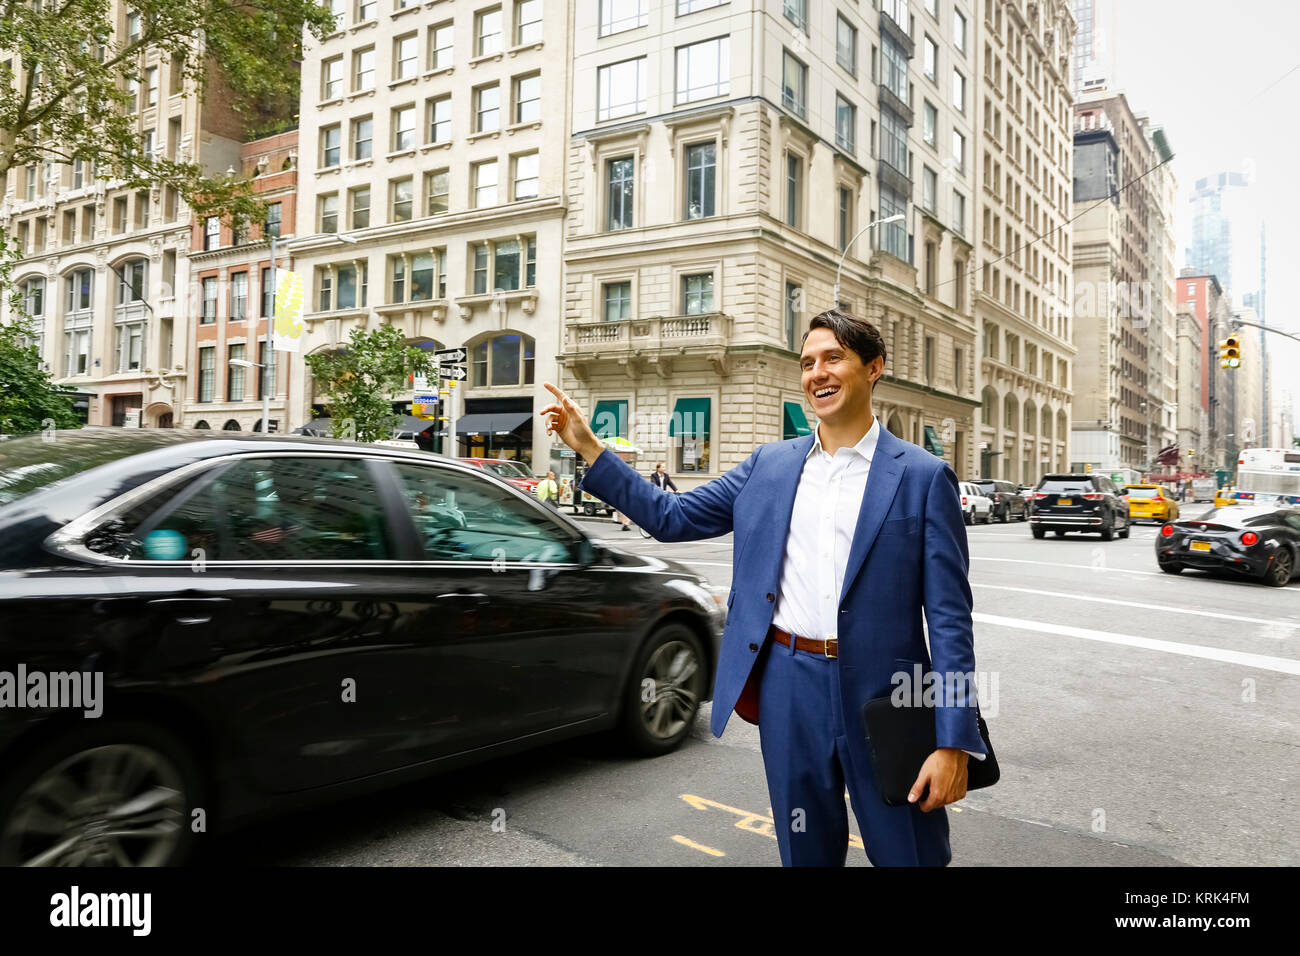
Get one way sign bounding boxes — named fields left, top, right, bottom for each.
left=439, top=365, right=468, bottom=382
left=435, top=347, right=467, bottom=364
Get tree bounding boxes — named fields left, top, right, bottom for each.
left=304, top=325, right=433, bottom=443
left=0, top=0, right=336, bottom=227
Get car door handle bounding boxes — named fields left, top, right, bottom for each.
left=147, top=596, right=231, bottom=625
left=434, top=592, right=489, bottom=605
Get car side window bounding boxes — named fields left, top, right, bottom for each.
left=124, top=456, right=392, bottom=561
left=391, top=463, right=576, bottom=563
left=1285, top=514, right=1300, bottom=532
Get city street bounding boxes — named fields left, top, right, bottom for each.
left=209, top=514, right=1300, bottom=867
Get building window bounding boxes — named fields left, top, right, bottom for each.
left=394, top=32, right=417, bottom=80
left=201, top=277, right=217, bottom=323
left=883, top=34, right=908, bottom=101
left=954, top=9, right=967, bottom=54
left=198, top=347, right=215, bottom=403
left=669, top=397, right=711, bottom=473
left=391, top=252, right=440, bottom=303
left=684, top=142, right=716, bottom=219
left=879, top=184, right=907, bottom=259
left=784, top=152, right=801, bottom=229
left=356, top=0, right=376, bottom=21
left=785, top=282, right=801, bottom=351
left=321, top=124, right=341, bottom=167
left=675, top=36, right=728, bottom=104
left=516, top=0, right=542, bottom=44
left=514, top=72, right=540, bottom=123
left=261, top=267, right=275, bottom=317
left=603, top=281, right=631, bottom=321
left=319, top=193, right=339, bottom=232
left=391, top=177, right=413, bottom=221
left=881, top=107, right=907, bottom=174
left=838, top=186, right=853, bottom=252
left=835, top=95, right=856, bottom=153
left=392, top=104, right=416, bottom=150
left=352, top=115, right=372, bottom=161
left=474, top=84, right=500, bottom=133
left=783, top=0, right=807, bottom=32
left=476, top=7, right=503, bottom=56
left=682, top=273, right=714, bottom=314
left=952, top=68, right=965, bottom=113
left=350, top=186, right=371, bottom=228
left=922, top=166, right=937, bottom=212
left=322, top=55, right=343, bottom=99
left=952, top=129, right=965, bottom=172
left=426, top=169, right=449, bottom=215
left=924, top=35, right=937, bottom=81
left=352, top=46, right=375, bottom=91
left=230, top=272, right=248, bottom=321
left=836, top=15, right=857, bottom=75
left=265, top=202, right=282, bottom=238
left=923, top=101, right=937, bottom=146
left=924, top=335, right=935, bottom=382
left=427, top=95, right=452, bottom=143
left=258, top=340, right=277, bottom=401
left=429, top=21, right=453, bottom=69
left=782, top=50, right=807, bottom=117
left=607, top=156, right=634, bottom=230
left=145, top=66, right=158, bottom=106
left=952, top=190, right=966, bottom=235
left=469, top=332, right=535, bottom=387
left=597, top=57, right=646, bottom=120
left=513, top=152, right=539, bottom=200
left=227, top=344, right=246, bottom=402
left=473, top=159, right=499, bottom=207
left=602, top=0, right=648, bottom=36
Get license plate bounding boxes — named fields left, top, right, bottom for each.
left=1189, top=541, right=1211, bottom=552
left=1056, top=498, right=1072, bottom=506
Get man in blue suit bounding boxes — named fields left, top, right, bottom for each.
left=540, top=309, right=986, bottom=866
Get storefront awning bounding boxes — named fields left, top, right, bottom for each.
left=783, top=402, right=812, bottom=439
left=591, top=400, right=628, bottom=439
left=456, top=411, right=532, bottom=436
left=924, top=425, right=944, bottom=457
left=668, top=398, right=711, bottom=437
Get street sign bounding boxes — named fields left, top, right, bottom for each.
left=411, top=372, right=429, bottom=390
left=439, top=365, right=467, bottom=382
left=435, top=348, right=467, bottom=363
left=412, top=393, right=441, bottom=406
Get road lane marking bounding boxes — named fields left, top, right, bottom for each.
left=672, top=835, right=725, bottom=857
left=680, top=794, right=866, bottom=850
left=973, top=612, right=1300, bottom=675
left=971, top=556, right=1159, bottom=576
left=970, top=583, right=1300, bottom=632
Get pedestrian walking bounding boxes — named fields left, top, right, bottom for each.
left=535, top=471, right=560, bottom=509
left=649, top=461, right=678, bottom=492
left=541, top=308, right=987, bottom=867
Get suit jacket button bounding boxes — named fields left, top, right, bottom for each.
left=749, top=643, right=758, bottom=652
left=765, top=592, right=774, bottom=602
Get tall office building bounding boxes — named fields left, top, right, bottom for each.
left=1141, top=118, right=1177, bottom=461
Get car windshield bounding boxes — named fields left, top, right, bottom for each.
left=1039, top=479, right=1092, bottom=494
left=1125, top=487, right=1160, bottom=498
left=481, top=461, right=525, bottom=478
left=970, top=481, right=996, bottom=491
left=1184, top=507, right=1276, bottom=527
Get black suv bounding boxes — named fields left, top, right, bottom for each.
left=969, top=478, right=1027, bottom=523
left=1029, top=474, right=1130, bottom=540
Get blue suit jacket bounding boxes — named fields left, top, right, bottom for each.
left=578, top=427, right=988, bottom=757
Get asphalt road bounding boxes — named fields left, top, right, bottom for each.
left=208, top=511, right=1300, bottom=866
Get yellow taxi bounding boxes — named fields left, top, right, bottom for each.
left=1214, top=486, right=1237, bottom=507
left=1123, top=484, right=1180, bottom=524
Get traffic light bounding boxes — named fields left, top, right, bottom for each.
left=1219, top=334, right=1241, bottom=369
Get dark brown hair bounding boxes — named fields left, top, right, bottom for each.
left=802, top=309, right=887, bottom=367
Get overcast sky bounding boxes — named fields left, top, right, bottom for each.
left=1105, top=0, right=1299, bottom=418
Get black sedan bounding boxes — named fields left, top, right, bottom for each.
left=0, top=429, right=724, bottom=866
left=1155, top=505, right=1300, bottom=586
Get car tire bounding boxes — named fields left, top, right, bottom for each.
left=1264, top=549, right=1295, bottom=588
left=1159, top=562, right=1183, bottom=574
left=964, top=510, right=972, bottom=526
left=1032, top=526, right=1045, bottom=539
left=979, top=510, right=991, bottom=524
left=583, top=502, right=596, bottom=516
left=1118, top=517, right=1130, bottom=540
left=619, top=624, right=708, bottom=756
left=1054, top=529, right=1066, bottom=538
left=0, top=720, right=204, bottom=867
left=999, top=505, right=1009, bottom=524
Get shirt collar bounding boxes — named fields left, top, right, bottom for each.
left=807, top=416, right=880, bottom=463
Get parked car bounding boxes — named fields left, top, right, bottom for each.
left=969, top=478, right=1028, bottom=523
left=958, top=481, right=994, bottom=525
left=1029, top=473, right=1130, bottom=540
left=0, top=429, right=724, bottom=866
left=458, top=457, right=540, bottom=494
left=1123, top=484, right=1180, bottom=524
left=1156, top=505, right=1300, bottom=586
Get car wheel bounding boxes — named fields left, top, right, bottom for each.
left=1159, top=562, right=1183, bottom=574
left=1054, top=529, right=1066, bottom=538
left=979, top=509, right=991, bottom=524
left=1032, top=526, right=1045, bottom=539
left=999, top=505, right=1009, bottom=524
left=964, top=509, right=972, bottom=526
left=0, top=721, right=203, bottom=867
left=583, top=502, right=596, bottom=516
left=1264, top=549, right=1295, bottom=588
left=619, top=624, right=707, bottom=756
left=1119, top=517, right=1130, bottom=539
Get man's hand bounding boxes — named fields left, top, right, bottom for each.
left=539, top=382, right=604, bottom=464
left=907, top=747, right=968, bottom=812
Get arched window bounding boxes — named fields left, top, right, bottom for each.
left=223, top=419, right=241, bottom=431
left=470, top=332, right=535, bottom=387
left=1003, top=393, right=1018, bottom=432
left=1023, top=399, right=1036, bottom=436
left=981, top=387, right=998, bottom=427
left=1042, top=406, right=1053, bottom=441
left=193, top=420, right=210, bottom=430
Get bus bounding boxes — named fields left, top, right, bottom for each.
left=1224, top=447, right=1300, bottom=506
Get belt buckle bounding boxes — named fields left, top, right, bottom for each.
left=823, top=638, right=838, bottom=659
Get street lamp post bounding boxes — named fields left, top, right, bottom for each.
left=227, top=357, right=269, bottom=435
left=832, top=213, right=905, bottom=305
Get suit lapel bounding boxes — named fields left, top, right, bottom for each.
left=752, top=436, right=814, bottom=588
left=839, top=427, right=906, bottom=604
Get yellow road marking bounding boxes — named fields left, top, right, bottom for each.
left=681, top=794, right=865, bottom=850
left=672, top=835, right=725, bottom=856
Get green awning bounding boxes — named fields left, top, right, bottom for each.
left=668, top=398, right=711, bottom=437
left=924, top=425, right=944, bottom=457
left=591, top=399, right=628, bottom=439
left=783, top=402, right=812, bottom=439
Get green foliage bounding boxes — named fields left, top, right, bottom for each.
left=304, top=325, right=433, bottom=444
left=0, top=0, right=335, bottom=227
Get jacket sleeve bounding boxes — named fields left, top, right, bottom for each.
left=577, top=448, right=759, bottom=542
left=921, top=462, right=988, bottom=756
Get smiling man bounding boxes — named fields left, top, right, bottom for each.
left=540, top=309, right=985, bottom=866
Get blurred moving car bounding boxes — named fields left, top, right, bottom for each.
left=1123, top=484, right=1180, bottom=524
left=1156, top=505, right=1300, bottom=586
left=969, top=478, right=1027, bottom=523
left=0, top=429, right=723, bottom=866
left=958, top=481, right=993, bottom=525
left=458, top=456, right=539, bottom=493
left=1029, top=473, right=1130, bottom=540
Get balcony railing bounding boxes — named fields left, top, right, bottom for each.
left=568, top=312, right=732, bottom=351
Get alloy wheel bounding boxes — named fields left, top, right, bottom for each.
left=640, top=640, right=704, bottom=741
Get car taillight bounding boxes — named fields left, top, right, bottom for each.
left=1241, top=531, right=1259, bottom=547
left=1083, top=493, right=1103, bottom=500
left=1152, top=494, right=1163, bottom=501
left=1033, top=492, right=1048, bottom=499
left=1160, top=524, right=1174, bottom=537
left=961, top=496, right=968, bottom=505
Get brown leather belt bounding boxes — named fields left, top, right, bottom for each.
left=769, top=625, right=838, bottom=659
